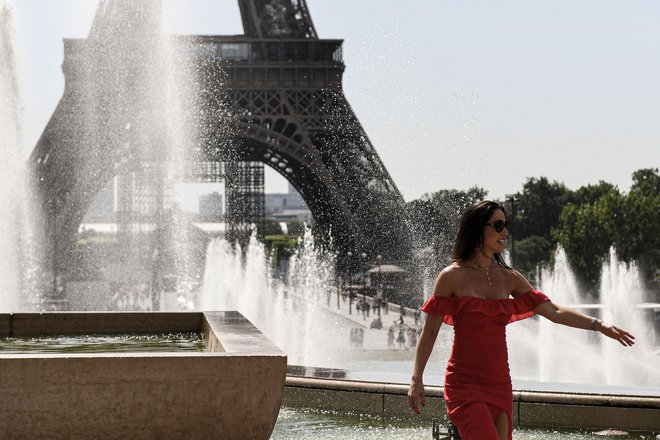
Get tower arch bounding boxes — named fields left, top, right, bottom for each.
left=30, top=0, right=413, bottom=293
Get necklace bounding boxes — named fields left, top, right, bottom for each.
left=473, top=260, right=493, bottom=286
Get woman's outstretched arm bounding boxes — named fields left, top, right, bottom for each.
left=533, top=301, right=635, bottom=347
left=511, top=270, right=635, bottom=347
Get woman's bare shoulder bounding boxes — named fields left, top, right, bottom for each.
left=433, top=262, right=466, bottom=298
left=504, top=268, right=534, bottom=296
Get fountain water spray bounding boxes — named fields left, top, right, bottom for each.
left=600, top=248, right=657, bottom=386
left=61, top=1, right=200, bottom=309
left=200, top=234, right=659, bottom=389
left=509, top=246, right=659, bottom=389
left=200, top=229, right=353, bottom=367
left=0, top=0, right=42, bottom=311
left=0, top=0, right=22, bottom=310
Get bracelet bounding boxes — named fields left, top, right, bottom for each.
left=590, top=317, right=600, bottom=331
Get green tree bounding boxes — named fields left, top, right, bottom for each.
left=554, top=197, right=617, bottom=289
left=612, top=174, right=660, bottom=292
left=258, top=219, right=283, bottom=236
left=514, top=235, right=552, bottom=274
left=286, top=220, right=306, bottom=236
left=616, top=169, right=660, bottom=296
left=264, top=234, right=299, bottom=268
left=514, top=177, right=572, bottom=240
left=407, top=186, right=487, bottom=271
left=509, top=177, right=572, bottom=271
left=553, top=169, right=660, bottom=295
left=630, top=167, right=660, bottom=197
left=571, top=181, right=618, bottom=206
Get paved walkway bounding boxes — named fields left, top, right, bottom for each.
left=318, top=291, right=424, bottom=351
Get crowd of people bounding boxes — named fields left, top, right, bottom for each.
left=340, top=290, right=390, bottom=320
left=387, top=321, right=420, bottom=350
left=343, top=296, right=422, bottom=350
left=335, top=284, right=426, bottom=351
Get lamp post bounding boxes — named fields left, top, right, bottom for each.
left=347, top=251, right=353, bottom=314
left=376, top=254, right=382, bottom=317
left=360, top=252, right=367, bottom=310
left=505, top=194, right=517, bottom=268
left=360, top=252, right=367, bottom=292
left=336, top=269, right=340, bottom=310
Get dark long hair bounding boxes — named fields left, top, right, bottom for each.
left=452, top=200, right=511, bottom=269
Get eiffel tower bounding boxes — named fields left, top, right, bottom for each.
left=30, top=0, right=413, bottom=285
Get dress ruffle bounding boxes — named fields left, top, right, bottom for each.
left=421, top=289, right=549, bottom=326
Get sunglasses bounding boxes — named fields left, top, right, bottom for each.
left=485, top=220, right=510, bottom=233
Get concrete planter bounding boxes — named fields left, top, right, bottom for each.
left=0, top=311, right=286, bottom=440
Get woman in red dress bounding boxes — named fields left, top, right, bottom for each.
left=407, top=200, right=635, bottom=440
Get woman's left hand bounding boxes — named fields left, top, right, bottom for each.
left=597, top=321, right=635, bottom=347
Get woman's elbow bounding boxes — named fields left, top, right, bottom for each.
left=545, top=313, right=561, bottom=324
left=535, top=302, right=561, bottom=323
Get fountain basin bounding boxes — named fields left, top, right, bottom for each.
left=0, top=311, right=287, bottom=440
left=284, top=374, right=660, bottom=433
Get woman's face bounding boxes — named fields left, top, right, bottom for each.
left=482, top=208, right=508, bottom=255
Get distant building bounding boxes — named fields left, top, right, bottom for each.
left=265, top=183, right=309, bottom=215
left=198, top=192, right=224, bottom=222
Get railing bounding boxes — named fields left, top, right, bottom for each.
left=188, top=37, right=343, bottom=65
left=63, top=36, right=344, bottom=67
left=64, top=35, right=344, bottom=67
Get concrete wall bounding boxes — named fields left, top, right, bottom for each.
left=284, top=376, right=660, bottom=433
left=0, top=311, right=287, bottom=440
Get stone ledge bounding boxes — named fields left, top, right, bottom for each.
left=284, top=376, right=660, bottom=432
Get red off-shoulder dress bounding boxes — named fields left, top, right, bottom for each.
left=421, top=290, right=550, bottom=440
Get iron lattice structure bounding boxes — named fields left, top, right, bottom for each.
left=114, top=160, right=228, bottom=239
left=225, top=161, right=266, bottom=244
left=30, top=0, right=413, bottom=282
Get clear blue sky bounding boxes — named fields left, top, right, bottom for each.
left=11, top=0, right=660, bottom=202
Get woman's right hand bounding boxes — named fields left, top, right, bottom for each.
left=407, top=377, right=426, bottom=414
left=597, top=320, right=635, bottom=347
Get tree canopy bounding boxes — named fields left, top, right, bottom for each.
left=408, top=168, right=659, bottom=297
left=406, top=186, right=487, bottom=272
